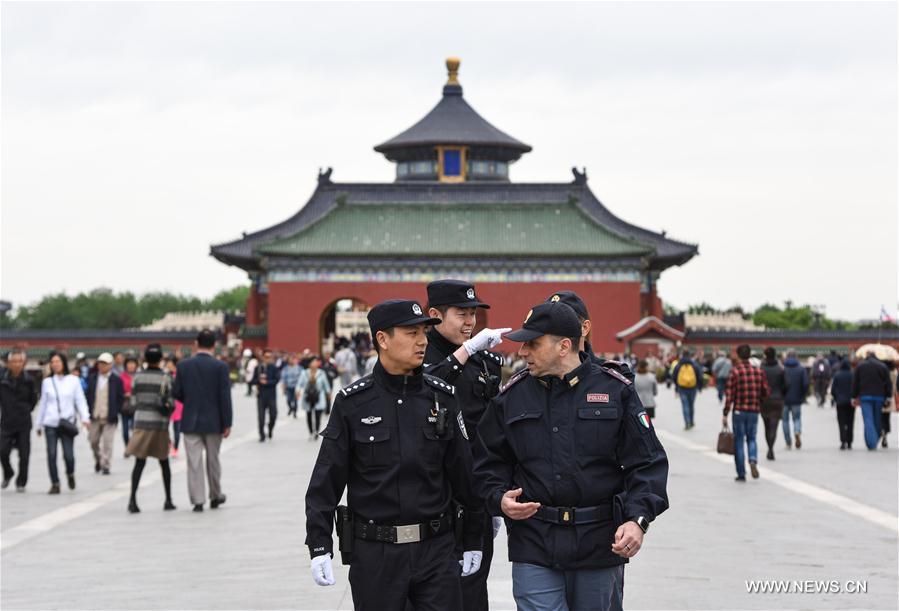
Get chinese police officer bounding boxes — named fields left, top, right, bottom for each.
left=305, top=299, right=484, bottom=611
left=423, top=279, right=510, bottom=611
left=545, top=290, right=634, bottom=380
left=473, top=301, right=669, bottom=611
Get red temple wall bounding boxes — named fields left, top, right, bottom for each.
left=265, top=281, right=643, bottom=354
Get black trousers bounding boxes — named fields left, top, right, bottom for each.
left=349, top=531, right=462, bottom=611
left=460, top=513, right=494, bottom=611
left=813, top=378, right=829, bottom=406
left=306, top=409, right=322, bottom=435
left=836, top=403, right=855, bottom=444
left=761, top=398, right=783, bottom=452
left=1, top=428, right=31, bottom=487
left=257, top=396, right=277, bottom=438
left=881, top=411, right=891, bottom=435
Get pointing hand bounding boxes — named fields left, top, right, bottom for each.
left=463, top=328, right=512, bottom=356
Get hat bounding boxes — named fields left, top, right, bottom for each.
left=96, top=352, right=114, bottom=364
left=545, top=290, right=589, bottom=320
left=368, top=299, right=442, bottom=335
left=504, top=302, right=582, bottom=342
left=426, top=279, right=490, bottom=309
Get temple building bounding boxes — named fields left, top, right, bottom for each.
left=210, top=58, right=699, bottom=355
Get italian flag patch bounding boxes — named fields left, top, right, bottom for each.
left=638, top=412, right=651, bottom=429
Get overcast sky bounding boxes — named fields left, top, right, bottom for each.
left=2, top=2, right=896, bottom=321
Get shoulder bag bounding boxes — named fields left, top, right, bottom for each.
left=52, top=377, right=80, bottom=438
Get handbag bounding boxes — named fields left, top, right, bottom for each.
left=52, top=377, right=80, bottom=438
left=156, top=373, right=175, bottom=417
left=717, top=426, right=735, bottom=455
left=305, top=371, right=321, bottom=408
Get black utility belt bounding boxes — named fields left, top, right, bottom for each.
left=353, top=513, right=453, bottom=544
left=532, top=502, right=612, bottom=526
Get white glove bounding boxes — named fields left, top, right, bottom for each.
left=492, top=517, right=503, bottom=539
left=311, top=554, right=335, bottom=586
left=463, top=328, right=512, bottom=356
left=459, top=550, right=483, bottom=577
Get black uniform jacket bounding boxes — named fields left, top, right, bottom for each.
left=305, top=360, right=485, bottom=559
left=585, top=341, right=635, bottom=382
left=473, top=355, right=669, bottom=570
left=424, top=327, right=504, bottom=440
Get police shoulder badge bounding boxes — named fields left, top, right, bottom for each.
left=456, top=411, right=469, bottom=440
left=412, top=303, right=423, bottom=316
left=637, top=411, right=651, bottom=429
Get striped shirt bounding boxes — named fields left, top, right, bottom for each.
left=131, top=368, right=173, bottom=431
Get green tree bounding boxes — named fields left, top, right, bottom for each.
left=207, top=285, right=250, bottom=312
left=5, top=285, right=250, bottom=329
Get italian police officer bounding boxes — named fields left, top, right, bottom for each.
left=473, top=301, right=669, bottom=611
left=545, top=290, right=634, bottom=380
left=423, top=279, right=510, bottom=611
left=305, top=299, right=485, bottom=611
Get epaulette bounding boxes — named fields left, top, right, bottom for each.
left=423, top=374, right=455, bottom=396
left=339, top=375, right=374, bottom=397
left=499, top=368, right=530, bottom=395
left=479, top=350, right=504, bottom=367
left=600, top=364, right=633, bottom=386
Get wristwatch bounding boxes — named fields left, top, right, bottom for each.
left=631, top=516, right=650, bottom=533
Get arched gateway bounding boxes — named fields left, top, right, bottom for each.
left=210, top=58, right=698, bottom=354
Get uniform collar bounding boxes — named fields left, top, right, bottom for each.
left=373, top=360, right=423, bottom=395
left=426, top=327, right=459, bottom=356
left=538, top=355, right=592, bottom=389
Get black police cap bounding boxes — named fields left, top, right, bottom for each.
left=546, top=290, right=589, bottom=320
left=504, top=302, right=582, bottom=342
left=368, top=299, right=442, bottom=336
left=426, top=279, right=490, bottom=309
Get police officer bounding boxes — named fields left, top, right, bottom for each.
left=545, top=290, right=634, bottom=380
left=305, top=299, right=485, bottom=611
left=423, top=279, right=510, bottom=611
left=473, top=302, right=669, bottom=611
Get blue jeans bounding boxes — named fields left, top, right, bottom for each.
left=716, top=377, right=728, bottom=402
left=44, top=426, right=75, bottom=485
left=859, top=396, right=885, bottom=449
left=732, top=410, right=759, bottom=478
left=782, top=404, right=802, bottom=444
left=120, top=413, right=134, bottom=445
left=512, top=562, right=624, bottom=611
left=285, top=386, right=297, bottom=413
left=678, top=388, right=697, bottom=426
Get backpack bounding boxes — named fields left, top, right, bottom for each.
left=305, top=371, right=320, bottom=407
left=676, top=362, right=698, bottom=389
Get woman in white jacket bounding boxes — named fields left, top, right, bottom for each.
left=35, top=353, right=90, bottom=494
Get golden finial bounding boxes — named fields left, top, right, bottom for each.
left=446, top=57, right=461, bottom=85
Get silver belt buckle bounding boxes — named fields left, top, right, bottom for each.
left=394, top=524, right=421, bottom=544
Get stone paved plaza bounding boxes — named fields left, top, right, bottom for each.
left=2, top=385, right=897, bottom=610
